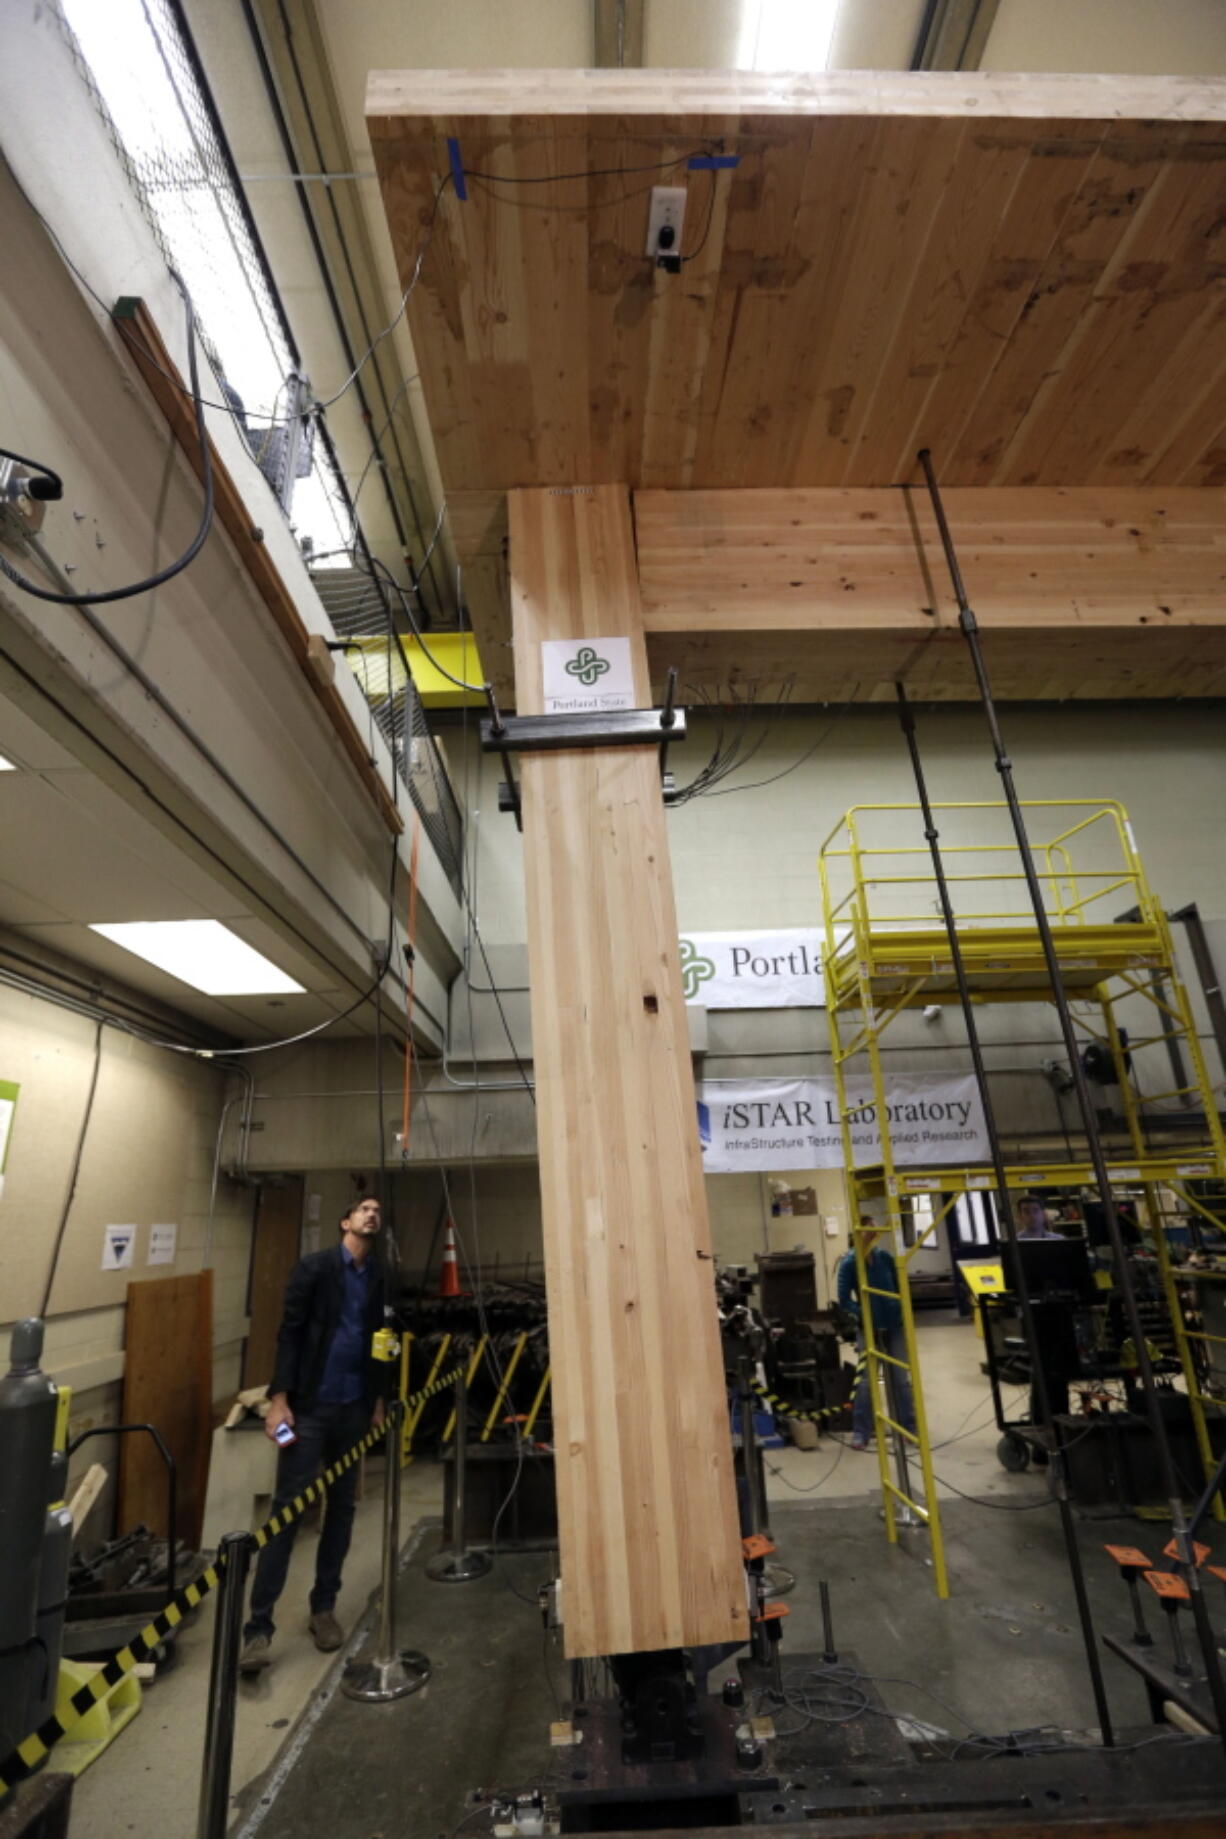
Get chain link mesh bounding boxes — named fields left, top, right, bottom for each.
left=56, top=0, right=348, bottom=550
left=313, top=568, right=465, bottom=897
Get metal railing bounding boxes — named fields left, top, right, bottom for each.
left=819, top=800, right=1163, bottom=980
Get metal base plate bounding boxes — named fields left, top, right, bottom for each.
left=425, top=1547, right=493, bottom=1583
left=555, top=1693, right=779, bottom=1813
left=341, top=1648, right=431, bottom=1702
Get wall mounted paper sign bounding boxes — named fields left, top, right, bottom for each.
left=541, top=636, right=635, bottom=714
left=0, top=1078, right=17, bottom=1203
left=679, top=930, right=825, bottom=1008
left=101, top=1224, right=136, bottom=1271
left=697, top=1074, right=987, bottom=1173
left=147, top=1223, right=177, bottom=1266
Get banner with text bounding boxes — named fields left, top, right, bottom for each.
left=680, top=929, right=825, bottom=1008
left=696, top=1074, right=987, bottom=1173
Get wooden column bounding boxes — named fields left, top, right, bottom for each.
left=510, top=485, right=748, bottom=1659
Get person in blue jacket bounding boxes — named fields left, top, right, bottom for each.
left=837, top=1216, right=917, bottom=1452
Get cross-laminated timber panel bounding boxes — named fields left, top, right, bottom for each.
left=510, top=484, right=747, bottom=1660
left=366, top=70, right=1226, bottom=704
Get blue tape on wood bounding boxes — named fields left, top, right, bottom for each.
left=447, top=137, right=468, bottom=201
left=688, top=155, right=740, bottom=170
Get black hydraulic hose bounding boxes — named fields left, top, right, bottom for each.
left=917, top=446, right=1226, bottom=1748
left=895, top=680, right=1115, bottom=1744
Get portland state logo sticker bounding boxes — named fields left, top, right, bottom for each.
left=564, top=645, right=611, bottom=688
left=679, top=938, right=715, bottom=1001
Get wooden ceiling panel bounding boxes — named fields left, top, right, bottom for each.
left=367, top=73, right=1226, bottom=702
left=367, top=72, right=1226, bottom=494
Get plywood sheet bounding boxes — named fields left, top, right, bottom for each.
left=511, top=484, right=747, bottom=1659
left=120, top=1271, right=213, bottom=1548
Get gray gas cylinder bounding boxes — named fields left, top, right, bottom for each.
left=28, top=1448, right=74, bottom=1733
left=0, top=1320, right=57, bottom=1760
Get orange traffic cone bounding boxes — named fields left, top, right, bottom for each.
left=437, top=1221, right=465, bottom=1298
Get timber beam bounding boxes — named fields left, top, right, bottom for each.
left=510, top=484, right=747, bottom=1659
left=452, top=485, right=1226, bottom=704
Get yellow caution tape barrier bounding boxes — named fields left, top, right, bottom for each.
left=750, top=1357, right=864, bottom=1426
left=0, top=1363, right=466, bottom=1796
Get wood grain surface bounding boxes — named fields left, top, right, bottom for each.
left=119, top=1271, right=213, bottom=1548
left=510, top=484, right=747, bottom=1658
left=366, top=72, right=1226, bottom=700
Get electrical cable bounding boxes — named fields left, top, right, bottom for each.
left=765, top=1434, right=846, bottom=1494
left=682, top=168, right=718, bottom=265
left=39, top=1020, right=103, bottom=1317
left=0, top=270, right=215, bottom=605
left=461, top=152, right=700, bottom=187
left=0, top=447, right=63, bottom=501
left=697, top=686, right=863, bottom=800
left=1, top=151, right=446, bottom=434
left=308, top=173, right=453, bottom=412
left=342, top=369, right=418, bottom=540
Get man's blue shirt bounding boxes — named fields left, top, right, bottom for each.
left=316, top=1244, right=371, bottom=1405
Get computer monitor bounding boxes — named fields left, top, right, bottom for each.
left=1000, top=1235, right=1095, bottom=1301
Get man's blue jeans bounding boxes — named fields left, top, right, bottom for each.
left=853, top=1327, right=915, bottom=1443
left=244, top=1399, right=369, bottom=1640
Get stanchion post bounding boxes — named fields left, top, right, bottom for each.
left=427, top=1368, right=492, bottom=1581
left=197, top=1531, right=254, bottom=1839
left=342, top=1401, right=430, bottom=1702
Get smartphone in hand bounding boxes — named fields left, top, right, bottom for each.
left=273, top=1420, right=298, bottom=1447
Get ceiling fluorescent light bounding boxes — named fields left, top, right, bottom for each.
left=89, top=920, right=305, bottom=995
left=0, top=756, right=15, bottom=770
left=738, top=0, right=840, bottom=70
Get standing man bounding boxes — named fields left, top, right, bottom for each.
left=837, top=1216, right=916, bottom=1453
left=239, top=1196, right=390, bottom=1674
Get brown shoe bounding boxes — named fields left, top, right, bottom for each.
left=239, top=1633, right=271, bottom=1674
left=308, top=1611, right=344, bottom=1651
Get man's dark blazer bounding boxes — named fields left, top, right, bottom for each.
left=268, top=1243, right=389, bottom=1413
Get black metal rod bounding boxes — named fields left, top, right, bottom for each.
left=819, top=1580, right=837, bottom=1664
left=1170, top=903, right=1226, bottom=1078
left=916, top=447, right=1226, bottom=1747
left=659, top=666, right=679, bottom=782
left=196, top=1531, right=253, bottom=1839
left=1188, top=1444, right=1226, bottom=1544
left=484, top=685, right=522, bottom=831
left=1125, top=1575, right=1153, bottom=1648
left=894, top=679, right=1115, bottom=1744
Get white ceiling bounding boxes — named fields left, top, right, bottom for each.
left=0, top=689, right=369, bottom=1045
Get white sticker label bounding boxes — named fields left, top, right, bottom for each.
left=541, top=636, right=635, bottom=714
left=147, top=1223, right=177, bottom=1266
left=102, top=1224, right=136, bottom=1271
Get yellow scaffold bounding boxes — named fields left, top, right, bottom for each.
left=819, top=800, right=1226, bottom=1595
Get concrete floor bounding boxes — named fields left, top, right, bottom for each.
left=53, top=1312, right=1219, bottom=1836
left=67, top=1457, right=445, bottom=1839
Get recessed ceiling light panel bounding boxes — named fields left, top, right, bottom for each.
left=0, top=756, right=15, bottom=770
left=89, top=919, right=305, bottom=995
